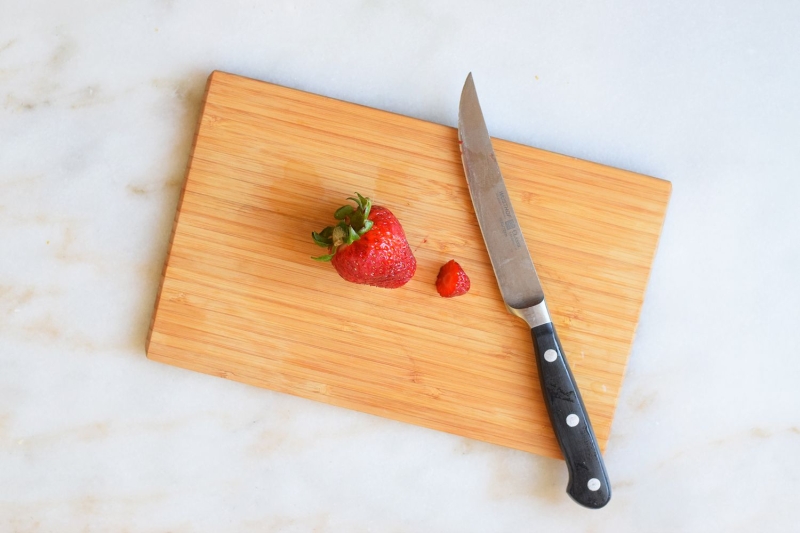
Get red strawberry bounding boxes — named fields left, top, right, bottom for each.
left=312, top=193, right=416, bottom=288
left=436, top=260, right=470, bottom=297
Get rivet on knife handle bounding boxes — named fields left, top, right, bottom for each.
left=457, top=72, right=611, bottom=508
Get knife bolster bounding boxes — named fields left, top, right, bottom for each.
left=508, top=300, right=551, bottom=328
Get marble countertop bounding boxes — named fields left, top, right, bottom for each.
left=2, top=1, right=799, bottom=531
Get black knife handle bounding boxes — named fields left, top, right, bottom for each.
left=531, top=322, right=611, bottom=509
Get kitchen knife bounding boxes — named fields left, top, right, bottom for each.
left=457, top=73, right=611, bottom=509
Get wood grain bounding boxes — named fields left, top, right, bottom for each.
left=146, top=71, right=671, bottom=459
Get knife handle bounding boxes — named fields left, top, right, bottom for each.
left=531, top=322, right=611, bottom=509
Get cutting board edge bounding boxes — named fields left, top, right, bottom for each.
left=145, top=72, right=216, bottom=357
left=146, top=345, right=566, bottom=460
left=208, top=70, right=673, bottom=192
left=600, top=179, right=672, bottom=445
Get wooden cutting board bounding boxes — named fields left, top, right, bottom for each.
left=146, top=71, right=671, bottom=459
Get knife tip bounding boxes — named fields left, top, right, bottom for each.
left=460, top=73, right=477, bottom=115
left=461, top=73, right=475, bottom=98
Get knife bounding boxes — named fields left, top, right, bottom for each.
left=457, top=73, right=611, bottom=509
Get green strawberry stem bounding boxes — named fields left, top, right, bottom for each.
left=311, top=193, right=375, bottom=262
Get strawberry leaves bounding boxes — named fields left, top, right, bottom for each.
left=334, top=205, right=354, bottom=220
left=312, top=226, right=334, bottom=248
left=311, top=193, right=374, bottom=261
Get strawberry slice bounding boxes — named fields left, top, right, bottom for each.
left=436, top=260, right=470, bottom=297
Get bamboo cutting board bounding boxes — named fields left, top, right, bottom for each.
left=146, top=71, right=671, bottom=459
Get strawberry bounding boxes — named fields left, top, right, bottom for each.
left=312, top=193, right=416, bottom=288
left=435, top=260, right=470, bottom=297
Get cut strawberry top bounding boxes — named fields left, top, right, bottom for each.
left=436, top=260, right=470, bottom=297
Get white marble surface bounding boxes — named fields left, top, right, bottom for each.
left=2, top=1, right=799, bottom=531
